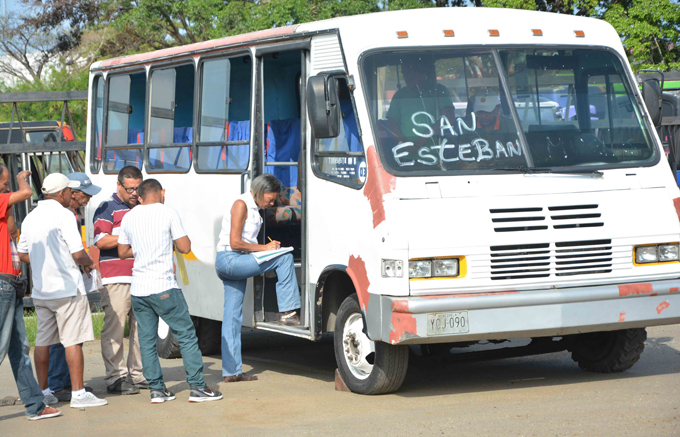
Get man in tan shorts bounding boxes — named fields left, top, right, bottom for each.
left=18, top=173, right=107, bottom=409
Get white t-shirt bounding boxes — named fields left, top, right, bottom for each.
left=118, top=202, right=187, bottom=297
left=216, top=192, right=262, bottom=251
left=17, top=199, right=86, bottom=300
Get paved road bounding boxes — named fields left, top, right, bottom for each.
left=1, top=325, right=679, bottom=436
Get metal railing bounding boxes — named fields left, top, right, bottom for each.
left=658, top=116, right=680, bottom=179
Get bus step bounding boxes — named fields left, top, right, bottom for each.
left=255, top=322, right=312, bottom=339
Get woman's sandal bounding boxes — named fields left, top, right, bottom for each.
left=223, top=373, right=258, bottom=383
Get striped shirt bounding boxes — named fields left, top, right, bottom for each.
left=118, top=203, right=187, bottom=297
left=93, top=193, right=134, bottom=285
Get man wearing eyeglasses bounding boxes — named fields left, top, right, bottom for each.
left=93, top=166, right=146, bottom=395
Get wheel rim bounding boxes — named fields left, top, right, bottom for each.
left=158, top=318, right=170, bottom=340
left=342, top=312, right=375, bottom=380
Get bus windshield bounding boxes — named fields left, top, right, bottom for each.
left=362, top=48, right=657, bottom=175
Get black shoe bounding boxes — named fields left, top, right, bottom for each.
left=150, top=387, right=176, bottom=404
left=53, top=386, right=93, bottom=402
left=188, top=386, right=223, bottom=403
left=134, top=380, right=150, bottom=390
left=279, top=310, right=300, bottom=326
left=107, top=378, right=140, bottom=395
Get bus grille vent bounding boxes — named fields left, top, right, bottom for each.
left=490, top=204, right=602, bottom=232
left=489, top=239, right=613, bottom=280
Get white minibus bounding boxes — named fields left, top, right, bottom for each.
left=85, top=8, right=680, bottom=394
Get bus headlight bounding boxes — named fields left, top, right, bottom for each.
left=433, top=259, right=459, bottom=277
left=409, top=261, right=432, bottom=278
left=409, top=258, right=461, bottom=278
left=634, top=243, right=680, bottom=264
left=381, top=259, right=403, bottom=278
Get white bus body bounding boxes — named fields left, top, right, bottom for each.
left=84, top=8, right=680, bottom=394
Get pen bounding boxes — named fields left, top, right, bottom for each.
left=268, top=236, right=273, bottom=242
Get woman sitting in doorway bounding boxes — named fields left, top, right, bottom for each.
left=215, top=174, right=301, bottom=382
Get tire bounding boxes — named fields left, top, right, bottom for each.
left=568, top=328, right=647, bottom=373
left=157, top=317, right=181, bottom=359
left=194, top=317, right=222, bottom=356
left=334, top=294, right=409, bottom=394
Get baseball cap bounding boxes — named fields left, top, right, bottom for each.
left=67, top=172, right=102, bottom=196
left=42, top=173, right=80, bottom=195
left=473, top=90, right=501, bottom=113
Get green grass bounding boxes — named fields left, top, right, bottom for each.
left=23, top=310, right=128, bottom=347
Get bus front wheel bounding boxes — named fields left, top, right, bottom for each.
left=333, top=294, right=409, bottom=394
left=568, top=328, right=647, bottom=373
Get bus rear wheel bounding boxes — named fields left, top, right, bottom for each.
left=157, top=317, right=181, bottom=359
left=568, top=328, right=647, bottom=373
left=334, top=294, right=409, bottom=394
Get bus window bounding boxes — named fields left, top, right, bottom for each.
left=104, top=71, right=145, bottom=173
left=196, top=55, right=251, bottom=172
left=147, top=63, right=194, bottom=172
left=91, top=76, right=104, bottom=173
left=500, top=49, right=655, bottom=168
left=314, top=77, right=365, bottom=187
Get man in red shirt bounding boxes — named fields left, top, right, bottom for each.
left=0, top=165, right=62, bottom=420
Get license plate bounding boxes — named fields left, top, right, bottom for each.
left=426, top=311, right=469, bottom=336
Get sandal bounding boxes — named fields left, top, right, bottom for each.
left=223, top=373, right=258, bottom=383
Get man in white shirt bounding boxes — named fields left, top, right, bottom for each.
left=118, top=178, right=222, bottom=404
left=17, top=173, right=108, bottom=409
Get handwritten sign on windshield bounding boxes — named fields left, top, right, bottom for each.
left=391, top=112, right=521, bottom=167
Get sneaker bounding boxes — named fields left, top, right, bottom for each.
left=107, top=378, right=140, bottom=395
left=43, top=393, right=59, bottom=405
left=150, top=387, right=176, bottom=404
left=29, top=406, right=62, bottom=421
left=134, top=380, right=150, bottom=390
left=53, top=386, right=93, bottom=402
left=70, top=392, right=108, bottom=408
left=188, top=386, right=223, bottom=403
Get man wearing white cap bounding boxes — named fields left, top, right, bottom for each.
left=46, top=172, right=102, bottom=403
left=472, top=89, right=515, bottom=134
left=17, top=173, right=108, bottom=409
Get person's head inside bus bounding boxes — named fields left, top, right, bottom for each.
left=472, top=89, right=514, bottom=134
left=386, top=55, right=455, bottom=145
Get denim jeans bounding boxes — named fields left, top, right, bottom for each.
left=48, top=343, right=71, bottom=392
left=215, top=250, right=301, bottom=377
left=0, top=279, right=45, bottom=417
left=131, top=288, right=205, bottom=390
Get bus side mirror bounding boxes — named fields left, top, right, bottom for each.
left=639, top=69, right=664, bottom=127
left=307, top=75, right=340, bottom=138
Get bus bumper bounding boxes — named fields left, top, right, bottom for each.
left=373, top=280, right=680, bottom=345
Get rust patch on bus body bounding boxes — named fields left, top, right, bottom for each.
left=389, top=312, right=417, bottom=345
left=618, top=283, right=653, bottom=297
left=391, top=300, right=410, bottom=313
left=618, top=312, right=626, bottom=322
left=656, top=301, right=670, bottom=314
left=673, top=197, right=680, bottom=221
left=100, top=27, right=296, bottom=69
left=347, top=255, right=370, bottom=312
left=670, top=287, right=679, bottom=293
left=363, top=146, right=396, bottom=229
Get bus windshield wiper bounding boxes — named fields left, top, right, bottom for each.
left=496, top=167, right=603, bottom=177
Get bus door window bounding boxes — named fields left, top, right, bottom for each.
left=91, top=76, right=104, bottom=173
left=260, top=49, right=304, bottom=324
left=148, top=63, right=194, bottom=172
left=313, top=77, right=365, bottom=187
left=196, top=55, right=252, bottom=172
left=104, top=71, right=145, bottom=172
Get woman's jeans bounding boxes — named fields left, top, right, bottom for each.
left=0, top=279, right=45, bottom=417
left=215, top=250, right=301, bottom=377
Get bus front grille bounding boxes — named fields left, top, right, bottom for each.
left=490, top=204, right=603, bottom=232
left=489, top=239, right=614, bottom=280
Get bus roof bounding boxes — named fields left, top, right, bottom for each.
left=91, top=8, right=622, bottom=73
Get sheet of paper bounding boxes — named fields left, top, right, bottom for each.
left=82, top=269, right=101, bottom=293
left=251, top=247, right=294, bottom=265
